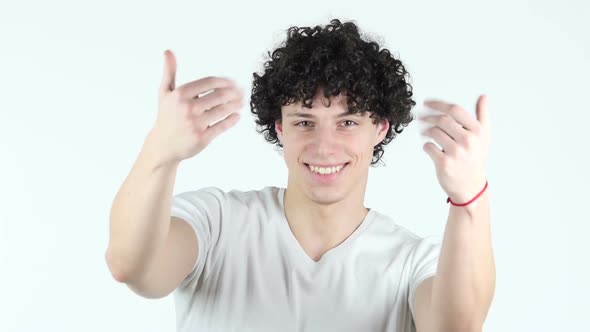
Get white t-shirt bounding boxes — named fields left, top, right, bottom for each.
left=170, top=186, right=440, bottom=332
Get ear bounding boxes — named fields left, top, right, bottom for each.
left=275, top=119, right=283, bottom=143
left=374, top=118, right=390, bottom=145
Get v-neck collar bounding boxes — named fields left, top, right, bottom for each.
left=276, top=187, right=376, bottom=268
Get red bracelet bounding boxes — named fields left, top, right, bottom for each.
left=447, top=180, right=488, bottom=206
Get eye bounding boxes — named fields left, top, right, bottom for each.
left=296, top=121, right=312, bottom=127
left=342, top=120, right=358, bottom=127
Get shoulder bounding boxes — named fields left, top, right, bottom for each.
left=365, top=210, right=441, bottom=253
left=367, top=211, right=427, bottom=242
left=174, top=185, right=281, bottom=210
left=225, top=186, right=282, bottom=206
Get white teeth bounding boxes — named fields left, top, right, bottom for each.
left=308, top=164, right=345, bottom=175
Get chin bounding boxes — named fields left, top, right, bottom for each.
left=305, top=187, right=346, bottom=205
left=288, top=159, right=362, bottom=204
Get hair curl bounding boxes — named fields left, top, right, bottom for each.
left=250, top=19, right=416, bottom=165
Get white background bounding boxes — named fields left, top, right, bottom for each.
left=1, top=0, right=588, bottom=331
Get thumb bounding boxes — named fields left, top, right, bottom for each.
left=160, top=49, right=177, bottom=94
left=476, top=94, right=490, bottom=128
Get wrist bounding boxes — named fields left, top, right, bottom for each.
left=447, top=179, right=488, bottom=207
left=142, top=130, right=180, bottom=171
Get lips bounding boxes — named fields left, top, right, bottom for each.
left=304, top=162, right=349, bottom=183
left=306, top=163, right=347, bottom=168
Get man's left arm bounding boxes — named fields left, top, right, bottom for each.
left=414, top=189, right=495, bottom=332
left=413, top=95, right=496, bottom=332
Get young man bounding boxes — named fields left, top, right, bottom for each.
left=106, top=19, right=495, bottom=332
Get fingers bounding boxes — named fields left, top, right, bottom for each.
left=423, top=141, right=444, bottom=163
left=160, top=50, right=177, bottom=95
left=202, top=98, right=243, bottom=125
left=177, top=76, right=237, bottom=100
left=203, top=112, right=241, bottom=142
left=419, top=114, right=466, bottom=141
left=423, top=100, right=480, bottom=132
left=191, top=87, right=243, bottom=115
left=422, top=126, right=455, bottom=153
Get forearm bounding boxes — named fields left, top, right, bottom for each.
left=106, top=130, right=180, bottom=281
left=431, top=190, right=496, bottom=331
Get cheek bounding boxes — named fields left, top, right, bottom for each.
left=349, top=135, right=374, bottom=157
left=282, top=140, right=302, bottom=164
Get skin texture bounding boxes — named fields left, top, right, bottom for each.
left=412, top=96, right=495, bottom=332
left=276, top=88, right=388, bottom=261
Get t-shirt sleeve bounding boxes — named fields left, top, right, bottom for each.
left=170, top=186, right=225, bottom=289
left=407, top=235, right=441, bottom=316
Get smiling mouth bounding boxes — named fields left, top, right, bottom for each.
left=304, top=162, right=349, bottom=175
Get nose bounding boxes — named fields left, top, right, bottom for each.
left=312, top=125, right=339, bottom=157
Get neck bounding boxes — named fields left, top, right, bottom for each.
left=283, top=181, right=370, bottom=261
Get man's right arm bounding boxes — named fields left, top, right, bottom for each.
left=105, top=50, right=243, bottom=298
left=105, top=131, right=198, bottom=299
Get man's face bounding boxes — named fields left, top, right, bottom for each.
left=276, top=89, right=389, bottom=205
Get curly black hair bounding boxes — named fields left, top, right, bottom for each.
left=250, top=19, right=416, bottom=165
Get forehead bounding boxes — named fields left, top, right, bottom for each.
left=282, top=93, right=367, bottom=118
left=282, top=105, right=370, bottom=121
left=284, top=108, right=365, bottom=119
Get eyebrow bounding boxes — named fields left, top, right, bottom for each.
left=286, top=111, right=363, bottom=118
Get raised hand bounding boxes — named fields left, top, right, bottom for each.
left=419, top=95, right=491, bottom=204
left=149, top=49, right=244, bottom=166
